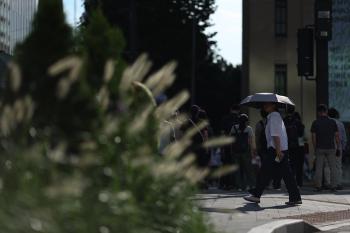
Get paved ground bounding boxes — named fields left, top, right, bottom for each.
left=196, top=187, right=350, bottom=233
left=321, top=225, right=350, bottom=232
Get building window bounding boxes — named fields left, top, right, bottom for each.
left=275, top=64, right=287, bottom=95
left=275, top=0, right=287, bottom=37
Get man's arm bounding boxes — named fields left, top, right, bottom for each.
left=249, top=128, right=257, bottom=158
left=312, top=133, right=316, bottom=151
left=340, top=123, right=347, bottom=150
left=255, top=123, right=262, bottom=152
left=335, top=131, right=340, bottom=149
left=272, top=136, right=282, bottom=159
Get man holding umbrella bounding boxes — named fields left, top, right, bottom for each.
left=242, top=93, right=302, bottom=205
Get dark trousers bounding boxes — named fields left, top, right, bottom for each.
left=260, top=151, right=281, bottom=189
left=253, top=148, right=301, bottom=202
left=289, top=147, right=305, bottom=187
left=220, top=147, right=236, bottom=188
left=235, top=152, right=255, bottom=189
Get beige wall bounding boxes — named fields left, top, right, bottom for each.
left=244, top=0, right=316, bottom=141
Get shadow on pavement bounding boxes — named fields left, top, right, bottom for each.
left=236, top=203, right=292, bottom=214
left=193, top=193, right=246, bottom=201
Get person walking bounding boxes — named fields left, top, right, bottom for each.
left=220, top=105, right=240, bottom=190
left=284, top=107, right=305, bottom=187
left=325, top=108, right=347, bottom=190
left=255, top=109, right=281, bottom=189
left=244, top=102, right=302, bottom=205
left=231, top=114, right=256, bottom=191
left=311, top=105, right=340, bottom=192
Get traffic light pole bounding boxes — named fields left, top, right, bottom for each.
left=315, top=39, right=329, bottom=107
left=315, top=0, right=332, bottom=107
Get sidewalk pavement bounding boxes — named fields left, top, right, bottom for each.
left=196, top=187, right=350, bottom=233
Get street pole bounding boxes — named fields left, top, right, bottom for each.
left=316, top=39, right=329, bottom=107
left=191, top=18, right=196, bottom=106
left=315, top=0, right=332, bottom=108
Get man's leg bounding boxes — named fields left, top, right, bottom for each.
left=325, top=149, right=337, bottom=189
left=335, top=152, right=343, bottom=187
left=314, top=150, right=325, bottom=188
left=323, top=160, right=331, bottom=187
left=243, top=151, right=256, bottom=188
left=235, top=154, right=245, bottom=190
left=288, top=148, right=297, bottom=177
left=296, top=147, right=305, bottom=187
left=279, top=152, right=301, bottom=201
left=254, top=148, right=275, bottom=198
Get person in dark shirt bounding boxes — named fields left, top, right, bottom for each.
left=284, top=107, right=305, bottom=187
left=311, top=104, right=340, bottom=192
left=220, top=105, right=240, bottom=190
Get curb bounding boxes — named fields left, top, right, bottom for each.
left=247, top=219, right=320, bottom=233
left=317, top=219, right=350, bottom=231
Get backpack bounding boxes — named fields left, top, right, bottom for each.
left=284, top=116, right=303, bottom=148
left=231, top=126, right=249, bottom=153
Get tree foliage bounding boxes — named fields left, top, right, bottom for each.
left=83, top=0, right=242, bottom=128
left=9, top=0, right=73, bottom=128
left=83, top=0, right=216, bottom=96
left=4, top=2, right=127, bottom=148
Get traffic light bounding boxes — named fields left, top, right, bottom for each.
left=315, top=0, right=332, bottom=41
left=298, top=28, right=314, bottom=77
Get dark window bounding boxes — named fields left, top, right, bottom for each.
left=275, top=64, right=287, bottom=95
left=275, top=0, right=287, bottom=37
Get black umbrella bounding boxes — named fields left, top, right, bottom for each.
left=240, top=93, right=295, bottom=108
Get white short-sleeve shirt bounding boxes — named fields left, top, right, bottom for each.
left=265, top=111, right=288, bottom=151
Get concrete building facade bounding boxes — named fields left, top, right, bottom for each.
left=9, top=0, right=37, bottom=54
left=243, top=0, right=316, bottom=138
left=0, top=0, right=37, bottom=54
left=0, top=0, right=10, bottom=53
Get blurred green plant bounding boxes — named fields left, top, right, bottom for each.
left=0, top=0, right=234, bottom=232
left=0, top=56, right=219, bottom=233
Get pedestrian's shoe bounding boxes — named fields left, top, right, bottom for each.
left=243, top=195, right=260, bottom=204
left=248, top=188, right=256, bottom=196
left=285, top=200, right=302, bottom=206
left=330, top=187, right=337, bottom=193
left=336, top=185, right=343, bottom=190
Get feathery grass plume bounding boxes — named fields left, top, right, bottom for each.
left=56, top=79, right=71, bottom=99
left=46, top=143, right=67, bottom=164
left=48, top=56, right=83, bottom=99
left=203, top=137, right=235, bottom=149
left=13, top=99, right=25, bottom=122
left=119, top=54, right=152, bottom=92
left=7, top=62, right=21, bottom=93
left=157, top=113, right=187, bottom=140
left=103, top=59, right=115, bottom=83
left=0, top=106, right=11, bottom=136
left=155, top=91, right=190, bottom=120
left=103, top=115, right=120, bottom=136
left=163, top=140, right=192, bottom=159
left=128, top=105, right=154, bottom=134
left=145, top=62, right=177, bottom=96
left=97, top=86, right=109, bottom=110
left=48, top=56, right=83, bottom=83
left=45, top=173, right=87, bottom=198
left=132, top=81, right=157, bottom=107
left=183, top=120, right=209, bottom=140
left=23, top=95, right=34, bottom=121
left=184, top=164, right=209, bottom=184
left=211, top=165, right=238, bottom=178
